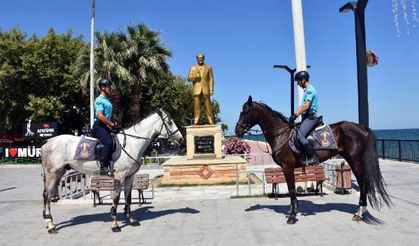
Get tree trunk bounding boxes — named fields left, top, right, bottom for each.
left=109, top=89, right=123, bottom=125
left=129, top=82, right=141, bottom=124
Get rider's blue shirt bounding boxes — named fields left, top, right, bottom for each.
left=94, top=95, right=113, bottom=121
left=301, top=84, right=318, bottom=113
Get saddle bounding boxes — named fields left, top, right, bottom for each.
left=73, top=135, right=122, bottom=162
left=289, top=116, right=338, bottom=154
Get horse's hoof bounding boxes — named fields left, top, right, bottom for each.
left=48, top=228, right=58, bottom=234
left=112, top=226, right=121, bottom=232
left=51, top=197, right=60, bottom=203
left=352, top=215, right=363, bottom=222
left=131, top=221, right=141, bottom=227
left=287, top=216, right=299, bottom=224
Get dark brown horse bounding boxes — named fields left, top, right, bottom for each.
left=235, top=96, right=392, bottom=224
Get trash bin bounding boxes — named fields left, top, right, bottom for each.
left=335, top=162, right=352, bottom=194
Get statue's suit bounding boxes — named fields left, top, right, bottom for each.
left=188, top=64, right=214, bottom=125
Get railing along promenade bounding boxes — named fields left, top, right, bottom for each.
left=376, top=139, right=419, bottom=163
left=243, top=134, right=419, bottom=164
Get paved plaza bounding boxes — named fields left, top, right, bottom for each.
left=0, top=159, right=418, bottom=246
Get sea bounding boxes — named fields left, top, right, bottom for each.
left=244, top=128, right=419, bottom=141
left=374, top=129, right=419, bottom=141
left=243, top=128, right=419, bottom=162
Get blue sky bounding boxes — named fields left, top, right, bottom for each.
left=1, top=0, right=418, bottom=133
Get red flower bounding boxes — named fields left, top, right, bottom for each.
left=224, top=137, right=251, bottom=154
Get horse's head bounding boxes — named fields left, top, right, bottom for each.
left=235, top=96, right=258, bottom=138
left=156, top=109, right=185, bottom=146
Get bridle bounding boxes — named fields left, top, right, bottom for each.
left=236, top=104, right=291, bottom=155
left=236, top=106, right=256, bottom=136
left=236, top=122, right=253, bottom=135
left=114, top=109, right=182, bottom=165
left=157, top=110, right=181, bottom=142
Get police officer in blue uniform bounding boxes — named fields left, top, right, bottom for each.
left=92, top=79, right=121, bottom=176
left=288, top=71, right=320, bottom=166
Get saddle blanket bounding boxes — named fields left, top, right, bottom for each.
left=289, top=124, right=338, bottom=154
left=73, top=136, right=122, bottom=162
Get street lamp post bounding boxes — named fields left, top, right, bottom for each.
left=339, top=0, right=369, bottom=128
left=273, top=65, right=311, bottom=116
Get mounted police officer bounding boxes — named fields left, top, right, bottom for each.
left=92, top=78, right=121, bottom=176
left=288, top=71, right=320, bottom=166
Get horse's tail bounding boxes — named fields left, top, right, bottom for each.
left=363, top=128, right=392, bottom=209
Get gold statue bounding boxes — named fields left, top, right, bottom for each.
left=188, top=53, right=215, bottom=125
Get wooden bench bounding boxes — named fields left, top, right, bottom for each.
left=88, top=174, right=150, bottom=207
left=264, top=166, right=328, bottom=198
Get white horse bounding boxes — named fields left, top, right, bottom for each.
left=41, top=109, right=184, bottom=233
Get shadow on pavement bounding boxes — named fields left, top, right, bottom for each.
left=362, top=211, right=384, bottom=225
left=0, top=187, right=16, bottom=192
left=133, top=206, right=200, bottom=221
left=55, top=206, right=200, bottom=231
left=245, top=200, right=384, bottom=224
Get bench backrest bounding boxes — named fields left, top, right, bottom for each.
left=265, top=166, right=326, bottom=184
left=89, top=174, right=149, bottom=190
left=90, top=176, right=114, bottom=190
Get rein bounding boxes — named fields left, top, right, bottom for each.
left=238, top=116, right=291, bottom=156
left=113, top=110, right=180, bottom=165
left=242, top=128, right=272, bottom=154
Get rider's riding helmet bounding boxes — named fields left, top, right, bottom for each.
left=294, top=71, right=310, bottom=82
left=98, top=78, right=113, bottom=88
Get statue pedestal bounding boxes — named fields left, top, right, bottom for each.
left=186, top=125, right=222, bottom=159
left=161, top=156, right=247, bottom=185
left=162, top=125, right=247, bottom=185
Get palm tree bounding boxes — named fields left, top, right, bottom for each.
left=74, top=32, right=134, bottom=125
left=74, top=23, right=171, bottom=125
left=121, top=24, right=172, bottom=122
left=95, top=32, right=135, bottom=124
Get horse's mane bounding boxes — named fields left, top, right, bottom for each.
left=256, top=102, right=289, bottom=123
left=131, top=110, right=157, bottom=126
left=131, top=108, right=171, bottom=127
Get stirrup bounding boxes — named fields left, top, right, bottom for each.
left=100, top=168, right=114, bottom=177
left=106, top=169, right=115, bottom=177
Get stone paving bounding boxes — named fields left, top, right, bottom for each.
left=0, top=159, right=418, bottom=246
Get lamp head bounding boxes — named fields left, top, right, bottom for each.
left=339, top=2, right=357, bottom=13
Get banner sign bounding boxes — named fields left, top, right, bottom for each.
left=2, top=146, right=42, bottom=158
left=22, top=121, right=57, bottom=139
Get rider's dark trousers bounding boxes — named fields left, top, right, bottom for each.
left=92, top=122, right=112, bottom=161
left=297, top=114, right=318, bottom=146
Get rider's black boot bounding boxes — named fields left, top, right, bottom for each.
left=99, top=162, right=108, bottom=176
left=100, top=161, right=114, bottom=177
left=301, top=143, right=320, bottom=166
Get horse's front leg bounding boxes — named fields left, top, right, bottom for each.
left=124, top=176, right=140, bottom=226
left=283, top=167, right=298, bottom=224
left=110, top=178, right=123, bottom=232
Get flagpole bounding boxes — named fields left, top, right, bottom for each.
left=291, top=0, right=308, bottom=112
left=89, top=0, right=95, bottom=128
